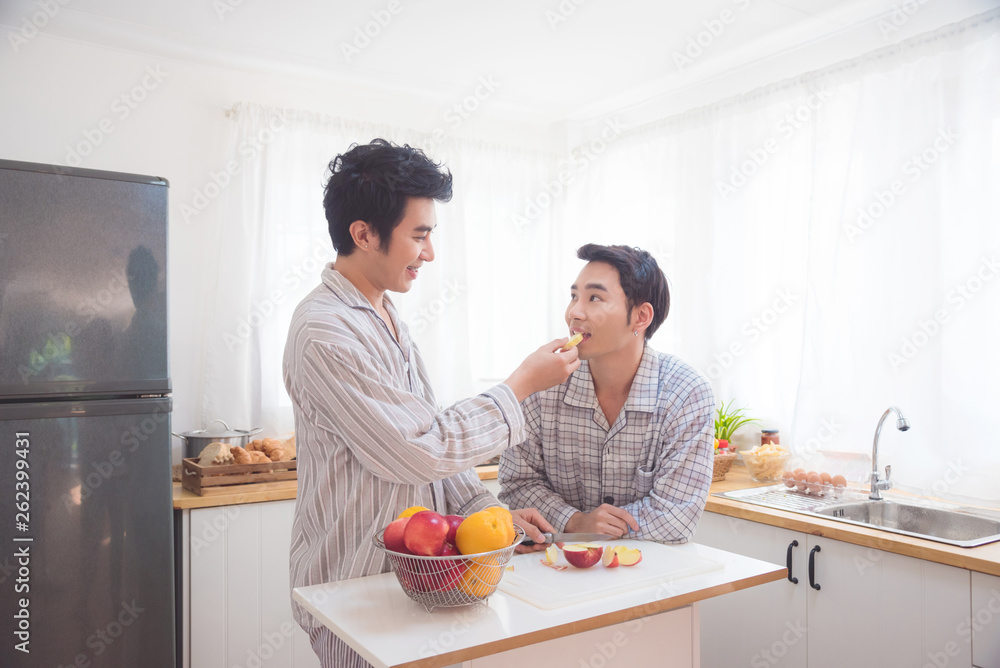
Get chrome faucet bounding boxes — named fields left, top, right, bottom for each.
left=870, top=406, right=910, bottom=500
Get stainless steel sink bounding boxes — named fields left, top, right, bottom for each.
left=814, top=500, right=1000, bottom=548
left=714, top=486, right=1000, bottom=548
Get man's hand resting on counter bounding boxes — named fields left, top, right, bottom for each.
left=511, top=507, right=556, bottom=553
left=565, top=504, right=639, bottom=538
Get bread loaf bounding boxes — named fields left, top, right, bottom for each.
left=230, top=446, right=252, bottom=465
left=197, top=442, right=233, bottom=466
left=248, top=450, right=270, bottom=464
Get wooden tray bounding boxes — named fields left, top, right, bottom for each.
left=181, top=457, right=297, bottom=496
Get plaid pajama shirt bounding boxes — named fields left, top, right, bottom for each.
left=499, top=347, right=715, bottom=543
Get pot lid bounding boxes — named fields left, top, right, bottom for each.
left=177, top=419, right=254, bottom=438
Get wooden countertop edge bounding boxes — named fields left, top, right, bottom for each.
left=172, top=481, right=298, bottom=509
left=392, top=567, right=786, bottom=668
left=173, top=466, right=498, bottom=509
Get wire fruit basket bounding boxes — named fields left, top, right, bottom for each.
left=373, top=526, right=524, bottom=611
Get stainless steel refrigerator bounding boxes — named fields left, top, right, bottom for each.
left=0, top=160, right=174, bottom=667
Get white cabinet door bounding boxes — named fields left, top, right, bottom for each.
left=972, top=571, right=1000, bottom=668
left=891, top=553, right=971, bottom=668
left=186, top=501, right=320, bottom=668
left=696, top=512, right=973, bottom=668
left=806, top=539, right=972, bottom=668
left=694, top=512, right=808, bottom=667
left=804, top=536, right=882, bottom=668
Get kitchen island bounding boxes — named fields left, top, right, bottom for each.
left=173, top=466, right=1000, bottom=668
left=293, top=542, right=784, bottom=668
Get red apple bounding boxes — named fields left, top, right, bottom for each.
left=383, top=517, right=411, bottom=553
left=403, top=510, right=449, bottom=556
left=444, top=515, right=464, bottom=545
left=403, top=543, right=466, bottom=592
left=562, top=543, right=604, bottom=569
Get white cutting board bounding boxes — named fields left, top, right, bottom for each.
left=497, top=540, right=722, bottom=610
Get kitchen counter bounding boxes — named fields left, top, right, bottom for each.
left=293, top=542, right=784, bottom=668
left=172, top=465, right=1000, bottom=576
left=707, top=467, right=1000, bottom=577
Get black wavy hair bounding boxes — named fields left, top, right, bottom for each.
left=576, top=244, right=669, bottom=341
left=323, top=138, right=453, bottom=255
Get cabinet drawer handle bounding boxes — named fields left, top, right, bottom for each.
left=808, top=545, right=821, bottom=590
left=786, top=540, right=799, bottom=584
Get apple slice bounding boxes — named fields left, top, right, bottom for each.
left=614, top=546, right=643, bottom=567
left=561, top=332, right=584, bottom=351
left=562, top=543, right=604, bottom=569
left=544, top=545, right=559, bottom=565
left=602, top=548, right=619, bottom=568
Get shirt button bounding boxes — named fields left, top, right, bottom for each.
left=604, top=495, right=614, bottom=505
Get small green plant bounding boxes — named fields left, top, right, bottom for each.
left=714, top=400, right=759, bottom=442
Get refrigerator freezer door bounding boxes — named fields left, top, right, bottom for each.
left=0, top=160, right=169, bottom=399
left=0, top=397, right=174, bottom=668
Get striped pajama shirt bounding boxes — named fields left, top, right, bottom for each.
left=284, top=265, right=526, bottom=667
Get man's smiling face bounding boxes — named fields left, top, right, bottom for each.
left=564, top=261, right=636, bottom=361
left=369, top=196, right=436, bottom=294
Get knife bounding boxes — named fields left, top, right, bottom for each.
left=521, top=532, right=615, bottom=546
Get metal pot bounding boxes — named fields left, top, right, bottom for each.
left=172, top=419, right=262, bottom=458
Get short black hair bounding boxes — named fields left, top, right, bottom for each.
left=576, top=244, right=669, bottom=340
left=323, top=139, right=453, bottom=255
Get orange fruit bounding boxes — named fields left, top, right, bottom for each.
left=397, top=505, right=430, bottom=520
left=457, top=555, right=502, bottom=597
left=455, top=509, right=510, bottom=555
left=484, top=506, right=516, bottom=544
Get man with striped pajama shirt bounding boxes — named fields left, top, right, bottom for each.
left=283, top=139, right=580, bottom=668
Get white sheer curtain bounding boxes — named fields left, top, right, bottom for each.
left=561, top=9, right=1000, bottom=506
left=200, top=105, right=555, bottom=438
left=200, top=9, right=999, bottom=506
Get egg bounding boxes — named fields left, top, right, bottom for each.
left=793, top=468, right=805, bottom=476
left=819, top=472, right=833, bottom=495
left=806, top=472, right=823, bottom=495
left=832, top=474, right=847, bottom=488
left=793, top=470, right=808, bottom=493
left=782, top=470, right=796, bottom=489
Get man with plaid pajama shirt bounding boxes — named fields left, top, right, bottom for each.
left=499, top=244, right=715, bottom=543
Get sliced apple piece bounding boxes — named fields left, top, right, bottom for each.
left=561, top=333, right=584, bottom=351
left=602, top=548, right=619, bottom=568
left=544, top=545, right=559, bottom=565
left=562, top=543, right=604, bottom=569
left=614, top=546, right=643, bottom=566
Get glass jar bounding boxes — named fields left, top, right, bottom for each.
left=761, top=429, right=780, bottom=446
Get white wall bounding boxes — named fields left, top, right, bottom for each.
left=0, top=32, right=551, bottom=461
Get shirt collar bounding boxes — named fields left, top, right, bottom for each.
left=321, top=263, right=398, bottom=315
left=561, top=346, right=659, bottom=413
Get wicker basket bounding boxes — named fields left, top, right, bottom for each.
left=373, top=527, right=524, bottom=611
left=712, top=452, right=737, bottom=482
